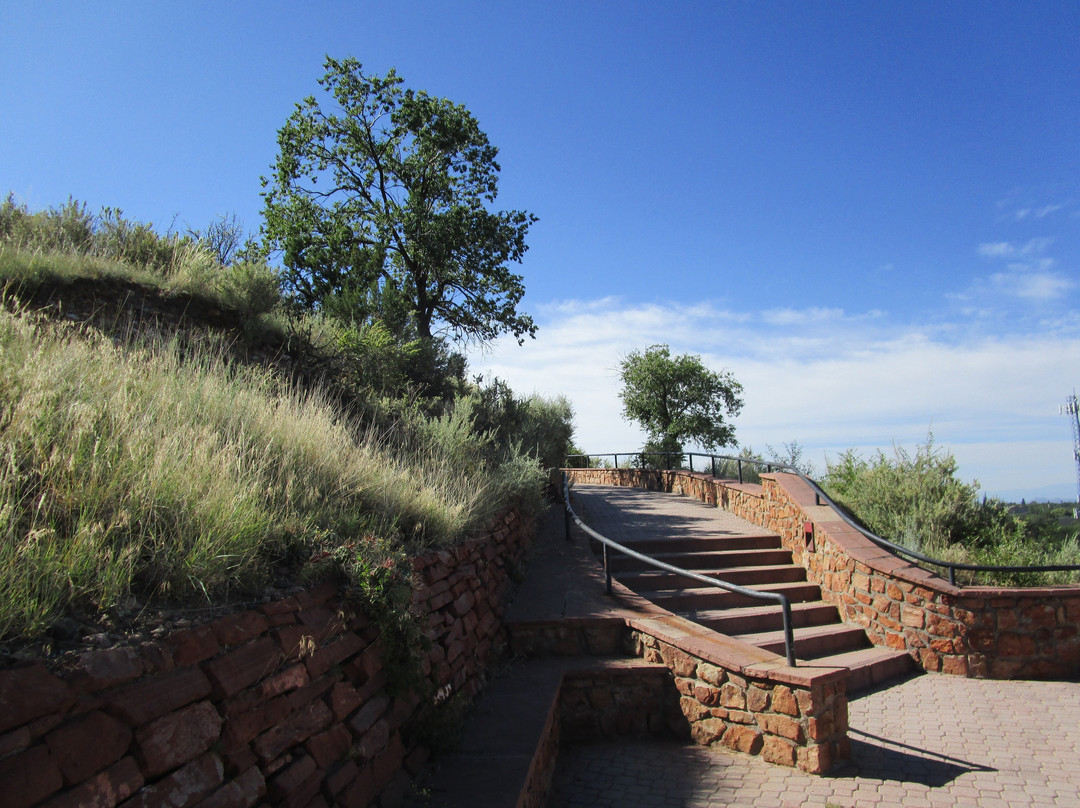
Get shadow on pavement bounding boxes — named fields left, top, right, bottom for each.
left=830, top=729, right=996, bottom=788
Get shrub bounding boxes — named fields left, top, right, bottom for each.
left=822, top=435, right=1080, bottom=585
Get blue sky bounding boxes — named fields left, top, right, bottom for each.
left=4, top=1, right=1079, bottom=499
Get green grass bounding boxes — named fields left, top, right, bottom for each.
left=0, top=303, right=544, bottom=641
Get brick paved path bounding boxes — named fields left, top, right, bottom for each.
left=551, top=672, right=1080, bottom=808
left=553, top=484, right=1080, bottom=807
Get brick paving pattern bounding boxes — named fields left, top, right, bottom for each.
left=551, top=673, right=1080, bottom=807
left=553, top=484, right=1080, bottom=807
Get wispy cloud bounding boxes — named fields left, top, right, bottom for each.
left=468, top=299, right=1079, bottom=497
left=990, top=270, right=1074, bottom=300
left=967, top=235, right=1074, bottom=305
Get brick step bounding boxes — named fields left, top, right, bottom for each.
left=592, top=533, right=782, bottom=555
left=616, top=564, right=808, bottom=591
left=818, top=647, right=916, bottom=694
left=648, top=581, right=823, bottom=611
left=606, top=547, right=794, bottom=573
left=731, top=623, right=871, bottom=660
left=684, top=601, right=840, bottom=636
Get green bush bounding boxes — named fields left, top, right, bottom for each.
left=822, top=436, right=1080, bottom=585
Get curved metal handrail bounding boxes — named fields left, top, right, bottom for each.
left=565, top=451, right=1080, bottom=587
left=561, top=471, right=798, bottom=667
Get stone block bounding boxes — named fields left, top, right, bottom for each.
left=196, top=766, right=266, bottom=808
left=252, top=699, right=332, bottom=763
left=45, top=710, right=132, bottom=785
left=695, top=661, right=724, bottom=687
left=659, top=644, right=698, bottom=678
left=679, top=696, right=709, bottom=722
left=330, top=682, right=362, bottom=723
left=274, top=625, right=317, bottom=661
left=761, top=734, right=796, bottom=766
left=121, top=752, right=223, bottom=808
left=0, top=744, right=63, bottom=808
left=770, top=685, right=798, bottom=716
left=356, top=719, right=390, bottom=759
left=305, top=723, right=352, bottom=769
left=719, top=683, right=746, bottom=710
left=211, top=611, right=269, bottom=648
left=135, top=701, right=223, bottom=778
left=70, top=647, right=144, bottom=692
left=267, top=754, right=317, bottom=803
left=721, top=724, right=763, bottom=755
left=0, top=663, right=75, bottom=734
left=746, top=685, right=770, bottom=713
left=38, top=755, right=143, bottom=808
left=220, top=694, right=291, bottom=750
left=349, top=694, right=390, bottom=737
left=693, top=683, right=721, bottom=707
left=757, top=713, right=804, bottom=742
left=169, top=625, right=220, bottom=667
left=204, top=637, right=281, bottom=698
left=107, top=666, right=213, bottom=726
left=306, top=632, right=365, bottom=679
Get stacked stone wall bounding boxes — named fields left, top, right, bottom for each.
left=609, top=615, right=850, bottom=775
left=567, top=467, right=1080, bottom=679
left=0, top=507, right=535, bottom=808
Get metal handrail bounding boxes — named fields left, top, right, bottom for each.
left=561, top=471, right=798, bottom=667
left=564, top=451, right=1080, bottom=587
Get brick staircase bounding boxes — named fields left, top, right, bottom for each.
left=599, top=530, right=914, bottom=693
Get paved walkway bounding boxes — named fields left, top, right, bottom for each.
left=550, top=485, right=1080, bottom=807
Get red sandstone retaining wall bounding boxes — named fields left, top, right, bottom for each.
left=567, top=467, right=1080, bottom=680
left=0, top=508, right=535, bottom=808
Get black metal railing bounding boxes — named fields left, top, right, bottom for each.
left=565, top=451, right=1080, bottom=587
left=560, top=471, right=798, bottom=667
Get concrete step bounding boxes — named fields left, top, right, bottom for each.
left=616, top=563, right=808, bottom=591
left=649, top=581, right=823, bottom=611
left=732, top=623, right=871, bottom=660
left=820, top=646, right=915, bottom=694
left=685, top=601, right=840, bottom=636
left=594, top=533, right=782, bottom=555
left=607, top=547, right=794, bottom=573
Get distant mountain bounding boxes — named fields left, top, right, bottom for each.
left=986, top=482, right=1078, bottom=504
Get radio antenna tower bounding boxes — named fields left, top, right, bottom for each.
left=1063, top=393, right=1080, bottom=519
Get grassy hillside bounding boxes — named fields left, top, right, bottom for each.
left=0, top=197, right=572, bottom=650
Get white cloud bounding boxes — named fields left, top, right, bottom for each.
left=468, top=299, right=1080, bottom=498
left=991, top=270, right=1074, bottom=300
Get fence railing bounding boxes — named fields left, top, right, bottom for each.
left=564, top=452, right=1080, bottom=587
left=560, top=471, right=798, bottom=667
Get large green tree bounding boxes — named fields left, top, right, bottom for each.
left=261, top=57, right=537, bottom=346
left=618, top=344, right=744, bottom=454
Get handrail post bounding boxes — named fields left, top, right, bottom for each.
left=603, top=543, right=612, bottom=594
left=614, top=454, right=619, bottom=469
left=781, top=600, right=797, bottom=667
left=738, top=459, right=744, bottom=484
left=711, top=455, right=716, bottom=477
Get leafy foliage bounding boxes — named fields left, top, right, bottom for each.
left=618, top=344, right=743, bottom=457
left=822, top=435, right=1080, bottom=585
left=261, top=57, right=537, bottom=347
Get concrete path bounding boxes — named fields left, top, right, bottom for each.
left=552, top=484, right=1080, bottom=807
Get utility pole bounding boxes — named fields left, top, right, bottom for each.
left=1062, top=393, right=1080, bottom=519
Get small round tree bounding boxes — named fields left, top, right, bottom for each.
left=618, top=344, right=744, bottom=463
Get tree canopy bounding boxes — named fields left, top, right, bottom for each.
left=618, top=344, right=744, bottom=453
left=261, top=57, right=537, bottom=347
